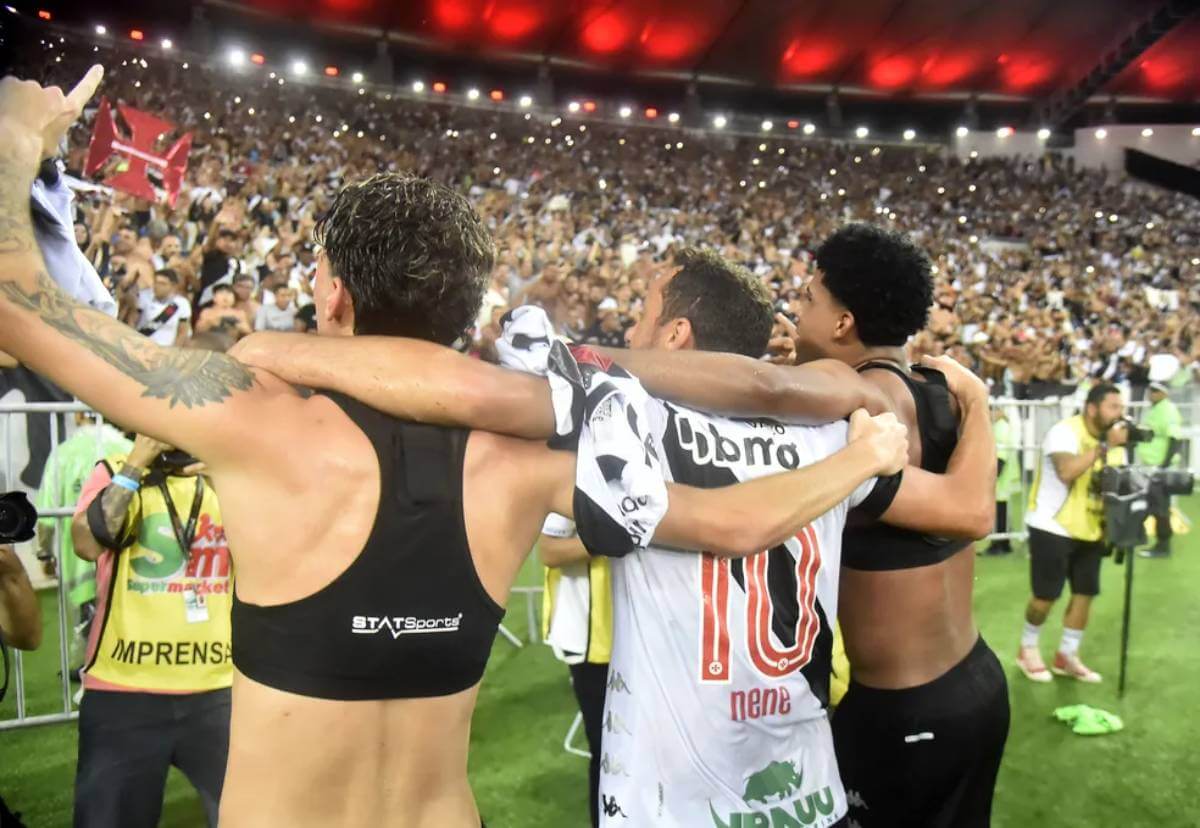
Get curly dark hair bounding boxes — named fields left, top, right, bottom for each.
left=815, top=224, right=933, bottom=347
left=661, top=247, right=773, bottom=358
left=313, top=173, right=495, bottom=343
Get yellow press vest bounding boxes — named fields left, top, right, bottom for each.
left=1027, top=416, right=1126, bottom=543
left=542, top=556, right=613, bottom=665
left=85, top=455, right=233, bottom=693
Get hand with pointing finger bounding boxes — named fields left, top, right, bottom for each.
left=0, top=65, right=104, bottom=176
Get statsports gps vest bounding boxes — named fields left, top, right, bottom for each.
left=231, top=392, right=504, bottom=700
left=842, top=361, right=969, bottom=570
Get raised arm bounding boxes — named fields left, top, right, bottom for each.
left=0, top=71, right=290, bottom=466
left=874, top=355, right=997, bottom=540
left=594, top=346, right=893, bottom=424
left=231, top=331, right=556, bottom=440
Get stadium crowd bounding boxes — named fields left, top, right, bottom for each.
left=21, top=32, right=1200, bottom=397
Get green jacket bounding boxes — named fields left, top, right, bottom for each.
left=1135, top=398, right=1182, bottom=467
left=35, top=424, right=133, bottom=606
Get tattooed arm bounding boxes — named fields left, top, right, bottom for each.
left=0, top=72, right=296, bottom=464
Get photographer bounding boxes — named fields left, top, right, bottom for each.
left=1135, top=382, right=1183, bottom=558
left=1016, top=383, right=1127, bottom=684
left=70, top=434, right=233, bottom=828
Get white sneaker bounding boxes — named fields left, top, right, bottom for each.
left=1052, top=651, right=1102, bottom=683
left=1016, top=646, right=1053, bottom=682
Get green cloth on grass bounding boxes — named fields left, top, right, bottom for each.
left=1054, top=704, right=1124, bottom=735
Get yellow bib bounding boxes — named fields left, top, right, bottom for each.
left=86, top=455, right=234, bottom=692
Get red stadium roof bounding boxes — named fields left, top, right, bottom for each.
left=211, top=0, right=1200, bottom=100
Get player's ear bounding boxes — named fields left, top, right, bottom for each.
left=325, top=276, right=352, bottom=326
left=663, top=317, right=694, bottom=351
left=832, top=308, right=856, bottom=343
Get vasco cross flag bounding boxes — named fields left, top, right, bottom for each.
left=84, top=97, right=192, bottom=206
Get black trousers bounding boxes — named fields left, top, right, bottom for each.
left=74, top=688, right=232, bottom=828
left=0, top=366, right=70, bottom=489
left=833, top=637, right=1009, bottom=828
left=569, top=661, right=609, bottom=828
left=1152, top=499, right=1173, bottom=545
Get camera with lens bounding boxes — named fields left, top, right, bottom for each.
left=1098, top=465, right=1194, bottom=548
left=1115, top=418, right=1155, bottom=446
left=0, top=491, right=38, bottom=544
left=154, top=449, right=199, bottom=473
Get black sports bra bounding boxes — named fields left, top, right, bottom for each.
left=231, top=392, right=504, bottom=700
left=842, top=361, right=970, bottom=571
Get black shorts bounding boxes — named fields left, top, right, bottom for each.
left=833, top=637, right=1010, bottom=828
left=1028, top=526, right=1104, bottom=599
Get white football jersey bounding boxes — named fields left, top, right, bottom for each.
left=598, top=401, right=881, bottom=827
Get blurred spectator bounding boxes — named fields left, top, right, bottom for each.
left=255, top=285, right=297, bottom=332
left=194, top=284, right=251, bottom=341
left=135, top=269, right=192, bottom=347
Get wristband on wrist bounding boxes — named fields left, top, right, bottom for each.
left=111, top=474, right=142, bottom=492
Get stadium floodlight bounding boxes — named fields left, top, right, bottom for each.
left=467, top=88, right=481, bottom=100
left=902, top=128, right=915, bottom=141
left=95, top=24, right=106, bottom=35
left=762, top=120, right=773, bottom=131
left=352, top=71, right=364, bottom=84
left=619, top=105, right=633, bottom=118
left=412, top=80, right=425, bottom=93
left=1095, top=128, right=1107, bottom=140
left=228, top=48, right=246, bottom=68
left=1141, top=127, right=1153, bottom=137
left=955, top=125, right=968, bottom=137
left=519, top=94, right=533, bottom=108
left=161, top=38, right=172, bottom=50
left=1193, top=127, right=1200, bottom=137
left=713, top=114, right=727, bottom=129
left=969, top=235, right=979, bottom=244
left=854, top=125, right=868, bottom=138
left=668, top=112, right=680, bottom=124
left=803, top=122, right=815, bottom=135
left=291, top=60, right=308, bottom=76
left=997, top=126, right=1013, bottom=138
left=1037, top=127, right=1051, bottom=140
left=568, top=101, right=581, bottom=113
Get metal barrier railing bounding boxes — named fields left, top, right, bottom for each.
left=1, top=401, right=107, bottom=731
left=1, top=392, right=1194, bottom=728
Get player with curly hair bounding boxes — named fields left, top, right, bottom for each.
left=788, top=223, right=1009, bottom=828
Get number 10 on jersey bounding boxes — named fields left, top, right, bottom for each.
left=699, top=526, right=822, bottom=683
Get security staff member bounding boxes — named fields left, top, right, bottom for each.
left=540, top=513, right=613, bottom=828
left=71, top=434, right=233, bottom=828
left=1017, top=383, right=1127, bottom=685
left=1136, top=382, right=1183, bottom=558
